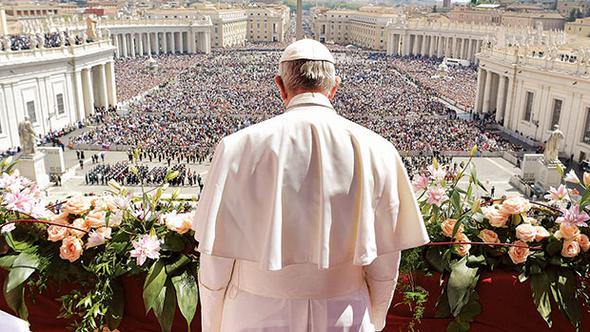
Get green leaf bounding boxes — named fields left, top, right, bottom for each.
left=162, top=233, right=185, bottom=253
left=579, top=190, right=590, bottom=209
left=107, top=279, right=125, bottom=330
left=546, top=237, right=562, bottom=257
left=435, top=287, right=452, bottom=318
left=450, top=191, right=462, bottom=213
left=153, top=280, right=176, bottom=332
left=143, top=260, right=168, bottom=312
left=165, top=255, right=191, bottom=275
left=447, top=319, right=470, bottom=332
left=425, top=247, right=445, bottom=273
left=447, top=258, right=479, bottom=317
left=6, top=252, right=39, bottom=293
left=172, top=271, right=198, bottom=329
left=3, top=276, right=27, bottom=319
left=3, top=233, right=30, bottom=252
left=530, top=273, right=553, bottom=327
left=0, top=254, right=18, bottom=269
left=554, top=269, right=581, bottom=331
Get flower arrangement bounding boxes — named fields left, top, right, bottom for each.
left=0, top=157, right=199, bottom=332
left=401, top=147, right=590, bottom=332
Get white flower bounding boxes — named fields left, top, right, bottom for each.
left=0, top=223, right=16, bottom=234
left=86, top=227, right=112, bottom=249
left=130, top=234, right=161, bottom=266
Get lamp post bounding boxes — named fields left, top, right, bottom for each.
left=296, top=0, right=303, bottom=40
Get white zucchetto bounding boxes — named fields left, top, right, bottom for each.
left=279, top=38, right=335, bottom=64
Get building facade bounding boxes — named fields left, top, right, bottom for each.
left=0, top=30, right=116, bottom=151
left=475, top=36, right=590, bottom=161
left=245, top=5, right=290, bottom=43
left=565, top=18, right=590, bottom=37
left=449, top=6, right=566, bottom=30
left=312, top=7, right=400, bottom=51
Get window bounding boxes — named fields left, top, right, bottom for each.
left=583, top=108, right=590, bottom=144
left=26, top=101, right=36, bottom=123
left=56, top=93, right=65, bottom=115
left=550, top=99, right=562, bottom=130
left=523, top=92, right=534, bottom=122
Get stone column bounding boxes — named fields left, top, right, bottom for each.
left=138, top=33, right=144, bottom=56
left=113, top=34, right=119, bottom=58
left=171, top=32, right=176, bottom=53
left=72, top=69, right=85, bottom=122
left=82, top=67, right=94, bottom=116
left=97, top=63, right=108, bottom=108
left=420, top=35, right=427, bottom=56
left=121, top=34, right=128, bottom=57
left=503, top=77, right=515, bottom=128
left=204, top=31, right=211, bottom=54
left=130, top=33, right=136, bottom=57
left=482, top=70, right=493, bottom=113
left=105, top=61, right=117, bottom=106
left=495, top=76, right=507, bottom=123
left=146, top=32, right=151, bottom=56
left=163, top=32, right=168, bottom=53
left=179, top=31, right=184, bottom=54
left=474, top=68, right=484, bottom=113
left=155, top=32, right=161, bottom=55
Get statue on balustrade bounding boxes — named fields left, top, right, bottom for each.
left=544, top=125, right=564, bottom=164
left=18, top=118, right=37, bottom=155
left=86, top=16, right=98, bottom=41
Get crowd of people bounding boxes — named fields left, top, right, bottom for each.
left=114, top=55, right=206, bottom=102
left=0, top=31, right=83, bottom=52
left=86, top=161, right=203, bottom=189
left=69, top=50, right=522, bottom=172
left=390, top=56, right=478, bottom=111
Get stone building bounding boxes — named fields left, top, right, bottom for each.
left=245, top=5, right=290, bottom=43
left=565, top=18, right=590, bottom=37
left=475, top=33, right=590, bottom=161
left=0, top=29, right=116, bottom=151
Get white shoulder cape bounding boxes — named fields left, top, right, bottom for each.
left=192, top=105, right=429, bottom=271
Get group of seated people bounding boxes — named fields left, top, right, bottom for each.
left=85, top=162, right=203, bottom=188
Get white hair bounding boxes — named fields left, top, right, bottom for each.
left=278, top=59, right=336, bottom=93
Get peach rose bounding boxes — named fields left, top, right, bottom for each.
left=441, top=219, right=463, bottom=238
left=164, top=212, right=192, bottom=235
left=576, top=234, right=590, bottom=252
left=562, top=239, right=581, bottom=258
left=93, top=196, right=119, bottom=212
left=515, top=223, right=538, bottom=242
left=62, top=196, right=91, bottom=215
left=85, top=211, right=106, bottom=228
left=500, top=196, right=531, bottom=215
left=584, top=172, right=590, bottom=187
left=47, top=225, right=68, bottom=242
left=534, top=226, right=550, bottom=242
left=559, top=223, right=580, bottom=240
left=60, top=236, right=84, bottom=262
left=508, top=240, right=530, bottom=264
left=70, top=218, right=89, bottom=238
left=478, top=229, right=500, bottom=246
left=526, top=217, right=538, bottom=225
left=455, top=233, right=471, bottom=257
left=53, top=212, right=70, bottom=224
left=482, top=206, right=509, bottom=228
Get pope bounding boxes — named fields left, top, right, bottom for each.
left=192, top=39, right=429, bottom=331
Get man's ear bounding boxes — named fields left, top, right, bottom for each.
left=328, top=76, right=341, bottom=101
left=274, top=75, right=288, bottom=103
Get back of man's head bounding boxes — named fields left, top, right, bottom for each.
left=277, top=39, right=338, bottom=95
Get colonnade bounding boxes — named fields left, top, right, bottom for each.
left=389, top=32, right=484, bottom=62
left=76, top=61, right=117, bottom=117
left=474, top=67, right=512, bottom=124
left=111, top=30, right=211, bottom=58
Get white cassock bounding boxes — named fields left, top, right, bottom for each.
left=192, top=92, right=430, bottom=332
